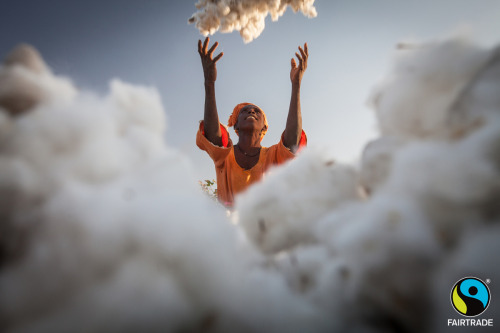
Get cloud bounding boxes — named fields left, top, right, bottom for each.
left=188, top=0, right=317, bottom=43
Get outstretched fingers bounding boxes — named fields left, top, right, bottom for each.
left=207, top=41, right=219, bottom=58
left=295, top=52, right=303, bottom=70
left=213, top=52, right=224, bottom=63
left=202, top=37, right=209, bottom=54
left=299, top=45, right=307, bottom=70
left=299, top=46, right=307, bottom=61
left=299, top=46, right=306, bottom=59
left=290, top=43, right=308, bottom=83
left=198, top=37, right=223, bottom=64
left=295, top=43, right=308, bottom=71
left=198, top=39, right=203, bottom=55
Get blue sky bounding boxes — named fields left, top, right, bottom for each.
left=1, top=0, right=499, bottom=180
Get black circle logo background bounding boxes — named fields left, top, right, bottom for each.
left=450, top=277, right=491, bottom=317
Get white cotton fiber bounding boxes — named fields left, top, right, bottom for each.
left=234, top=34, right=500, bottom=332
left=0, top=45, right=327, bottom=333
left=313, top=196, right=440, bottom=332
left=2, top=32, right=500, bottom=332
left=189, top=0, right=317, bottom=43
left=236, top=148, right=360, bottom=254
left=383, top=129, right=500, bottom=240
left=0, top=44, right=76, bottom=116
left=369, top=37, right=492, bottom=140
left=359, top=136, right=404, bottom=193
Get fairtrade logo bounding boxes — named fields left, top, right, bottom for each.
left=451, top=277, right=490, bottom=317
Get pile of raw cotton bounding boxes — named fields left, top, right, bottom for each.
left=1, top=34, right=499, bottom=333
left=0, top=44, right=328, bottom=333
left=236, top=36, right=500, bottom=332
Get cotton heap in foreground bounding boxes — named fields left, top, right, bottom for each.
left=1, top=34, right=499, bottom=333
left=235, top=35, right=500, bottom=332
left=0, top=44, right=327, bottom=333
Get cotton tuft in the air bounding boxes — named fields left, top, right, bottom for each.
left=188, top=0, right=317, bottom=43
left=1, top=33, right=500, bottom=333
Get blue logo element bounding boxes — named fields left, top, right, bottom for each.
left=451, top=277, right=490, bottom=317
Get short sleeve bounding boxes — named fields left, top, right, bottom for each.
left=268, top=130, right=307, bottom=164
left=196, top=121, right=233, bottom=167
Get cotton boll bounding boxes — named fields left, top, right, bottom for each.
left=369, top=36, right=491, bottom=141
left=236, top=148, right=360, bottom=254
left=189, top=0, right=317, bottom=43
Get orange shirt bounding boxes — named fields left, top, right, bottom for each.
left=196, top=122, right=306, bottom=206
